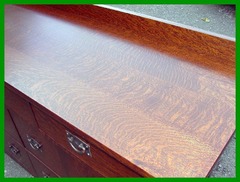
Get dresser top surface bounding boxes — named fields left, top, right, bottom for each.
left=5, top=5, right=235, bottom=177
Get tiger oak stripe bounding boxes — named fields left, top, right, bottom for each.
left=5, top=5, right=235, bottom=177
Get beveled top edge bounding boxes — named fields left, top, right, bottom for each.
left=96, top=4, right=235, bottom=42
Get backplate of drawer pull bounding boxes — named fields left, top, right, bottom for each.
left=42, top=171, right=49, bottom=178
left=66, top=130, right=92, bottom=157
left=27, top=135, right=43, bottom=152
left=9, top=145, right=20, bottom=155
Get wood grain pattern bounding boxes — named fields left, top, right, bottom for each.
left=4, top=5, right=235, bottom=177
left=10, top=109, right=65, bottom=176
left=33, top=105, right=143, bottom=177
left=20, top=5, right=235, bottom=78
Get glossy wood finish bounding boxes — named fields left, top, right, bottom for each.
left=33, top=105, right=142, bottom=177
left=5, top=86, right=37, bottom=128
left=57, top=147, right=103, bottom=177
left=21, top=5, right=235, bottom=78
left=5, top=108, right=22, bottom=144
left=28, top=152, right=59, bottom=178
left=5, top=82, right=100, bottom=177
left=5, top=86, right=65, bottom=176
left=5, top=5, right=235, bottom=177
left=5, top=131, right=36, bottom=176
left=11, top=111, right=65, bottom=176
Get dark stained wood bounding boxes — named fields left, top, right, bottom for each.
left=4, top=5, right=235, bottom=177
left=5, top=82, right=147, bottom=177
left=57, top=147, right=103, bottom=177
left=28, top=152, right=59, bottom=178
left=10, top=110, right=66, bottom=176
left=33, top=106, right=142, bottom=177
left=5, top=82, right=107, bottom=177
left=5, top=108, right=23, bottom=144
left=5, top=86, right=38, bottom=128
left=5, top=131, right=37, bottom=176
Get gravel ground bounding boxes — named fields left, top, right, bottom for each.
left=209, top=133, right=236, bottom=177
left=4, top=5, right=236, bottom=178
left=4, top=154, right=33, bottom=178
left=108, top=5, right=235, bottom=38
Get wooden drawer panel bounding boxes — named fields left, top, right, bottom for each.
left=10, top=111, right=65, bottom=176
left=58, top=146, right=103, bottom=177
left=28, top=152, right=59, bottom=178
left=5, top=131, right=36, bottom=176
left=5, top=108, right=22, bottom=144
left=33, top=106, right=141, bottom=177
left=5, top=86, right=37, bottom=128
left=21, top=130, right=65, bottom=176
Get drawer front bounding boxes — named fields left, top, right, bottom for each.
left=58, top=146, right=103, bottom=177
left=5, top=86, right=37, bottom=128
left=28, top=152, right=59, bottom=178
left=21, top=129, right=65, bottom=176
left=10, top=111, right=65, bottom=176
left=33, top=106, right=141, bottom=177
left=5, top=108, right=22, bottom=144
left=5, top=131, right=36, bottom=176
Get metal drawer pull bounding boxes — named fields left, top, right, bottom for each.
left=27, top=135, right=43, bottom=152
left=9, top=145, right=20, bottom=155
left=42, top=171, right=49, bottom=178
left=66, top=130, right=92, bottom=157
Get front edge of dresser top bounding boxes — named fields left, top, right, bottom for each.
left=5, top=5, right=235, bottom=177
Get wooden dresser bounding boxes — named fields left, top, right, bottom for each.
left=4, top=5, right=235, bottom=177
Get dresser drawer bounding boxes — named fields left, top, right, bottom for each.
left=5, top=85, right=37, bottom=128
left=33, top=106, right=141, bottom=177
left=5, top=108, right=22, bottom=144
left=5, top=131, right=36, bottom=176
left=28, top=152, right=59, bottom=178
left=10, top=109, right=65, bottom=175
left=18, top=126, right=65, bottom=176
left=58, top=146, right=103, bottom=177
